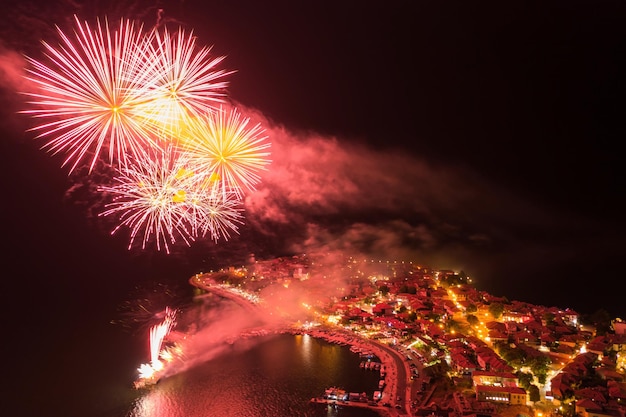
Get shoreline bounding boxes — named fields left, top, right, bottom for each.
left=188, top=275, right=405, bottom=416
left=287, top=326, right=400, bottom=416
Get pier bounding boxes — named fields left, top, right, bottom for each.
left=310, top=396, right=384, bottom=412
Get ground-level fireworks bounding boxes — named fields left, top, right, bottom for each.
left=135, top=307, right=177, bottom=388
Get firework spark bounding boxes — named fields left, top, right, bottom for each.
left=181, top=106, right=272, bottom=198
left=150, top=307, right=177, bottom=365
left=22, top=16, right=234, bottom=173
left=194, top=184, right=245, bottom=242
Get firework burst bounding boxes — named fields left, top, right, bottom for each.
left=134, top=26, right=233, bottom=137
left=22, top=16, right=159, bottom=172
left=23, top=14, right=270, bottom=253
left=98, top=148, right=197, bottom=253
left=22, top=16, right=234, bottom=173
left=181, top=106, right=272, bottom=198
left=98, top=147, right=245, bottom=252
left=194, top=183, right=245, bottom=242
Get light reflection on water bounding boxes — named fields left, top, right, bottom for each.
left=128, top=333, right=383, bottom=417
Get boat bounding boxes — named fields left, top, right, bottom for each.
left=323, top=387, right=347, bottom=401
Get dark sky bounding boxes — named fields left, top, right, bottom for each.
left=1, top=0, right=625, bottom=319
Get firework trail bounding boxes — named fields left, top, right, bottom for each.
left=136, top=306, right=177, bottom=384
left=181, top=106, right=272, bottom=199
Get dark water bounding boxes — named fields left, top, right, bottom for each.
left=5, top=280, right=382, bottom=417
left=121, top=293, right=384, bottom=417
left=127, top=333, right=383, bottom=417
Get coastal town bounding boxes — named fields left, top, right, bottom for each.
left=187, top=254, right=626, bottom=417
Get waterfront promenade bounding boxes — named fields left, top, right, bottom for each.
left=300, top=327, right=411, bottom=409
left=189, top=274, right=412, bottom=417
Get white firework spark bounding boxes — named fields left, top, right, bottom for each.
left=98, top=148, right=197, bottom=253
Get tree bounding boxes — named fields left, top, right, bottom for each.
left=517, top=371, right=534, bottom=390
left=528, top=384, right=540, bottom=402
left=447, top=318, right=464, bottom=333
left=488, top=302, right=504, bottom=319
left=498, top=344, right=526, bottom=369
left=542, top=312, right=556, bottom=326
left=586, top=309, right=613, bottom=335
left=467, top=314, right=479, bottom=327
left=529, top=355, right=551, bottom=384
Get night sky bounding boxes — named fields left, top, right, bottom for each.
left=1, top=0, right=625, bottom=322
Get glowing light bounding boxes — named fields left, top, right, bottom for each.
left=135, top=307, right=177, bottom=387
left=150, top=309, right=175, bottom=365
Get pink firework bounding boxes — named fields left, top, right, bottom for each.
left=22, top=15, right=271, bottom=253
left=181, top=106, right=272, bottom=198
left=22, top=16, right=159, bottom=173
